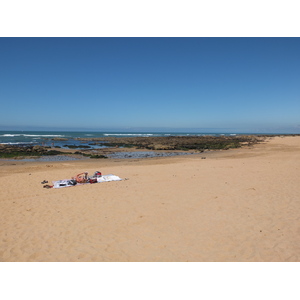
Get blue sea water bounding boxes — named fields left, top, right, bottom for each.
left=0, top=130, right=242, bottom=148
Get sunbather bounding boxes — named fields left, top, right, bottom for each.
left=73, top=172, right=89, bottom=183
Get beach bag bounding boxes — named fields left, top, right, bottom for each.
left=68, top=179, right=77, bottom=186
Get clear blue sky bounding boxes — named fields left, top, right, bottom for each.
left=0, top=37, right=299, bottom=133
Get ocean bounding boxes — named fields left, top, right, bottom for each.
left=0, top=130, right=242, bottom=149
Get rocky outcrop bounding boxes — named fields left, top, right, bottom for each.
left=0, top=145, right=58, bottom=158
left=32, top=145, right=47, bottom=153
left=75, top=135, right=266, bottom=151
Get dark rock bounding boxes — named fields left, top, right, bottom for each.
left=32, top=145, right=47, bottom=153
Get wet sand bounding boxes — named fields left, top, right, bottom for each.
left=0, top=136, right=300, bottom=261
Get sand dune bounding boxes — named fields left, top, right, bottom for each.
left=0, top=136, right=300, bottom=261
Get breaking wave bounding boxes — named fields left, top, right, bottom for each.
left=104, top=133, right=154, bottom=136
left=0, top=134, right=65, bottom=137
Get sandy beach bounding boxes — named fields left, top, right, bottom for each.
left=0, top=136, right=300, bottom=262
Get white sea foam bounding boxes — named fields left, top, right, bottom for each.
left=22, top=134, right=64, bottom=137
left=1, top=134, right=64, bottom=137
left=104, top=133, right=154, bottom=136
left=0, top=142, right=35, bottom=145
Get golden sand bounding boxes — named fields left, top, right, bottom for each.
left=0, top=136, right=300, bottom=261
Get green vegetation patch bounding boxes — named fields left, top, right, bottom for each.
left=0, top=146, right=72, bottom=158
left=74, top=151, right=107, bottom=159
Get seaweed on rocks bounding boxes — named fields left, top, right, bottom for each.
left=63, top=145, right=91, bottom=149
left=0, top=135, right=267, bottom=160
left=0, top=145, right=72, bottom=158
left=89, top=154, right=108, bottom=159
left=74, top=151, right=107, bottom=159
left=75, top=135, right=265, bottom=151
left=44, top=150, right=65, bottom=156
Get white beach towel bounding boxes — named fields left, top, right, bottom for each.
left=52, top=174, right=122, bottom=188
left=96, top=174, right=122, bottom=183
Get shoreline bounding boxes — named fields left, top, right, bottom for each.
left=1, top=135, right=300, bottom=261
left=0, top=134, right=268, bottom=161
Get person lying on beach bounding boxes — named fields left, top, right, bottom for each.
left=73, top=172, right=89, bottom=183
